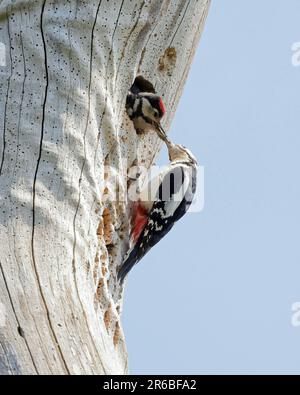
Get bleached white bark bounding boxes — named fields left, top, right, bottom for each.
left=0, top=0, right=210, bottom=375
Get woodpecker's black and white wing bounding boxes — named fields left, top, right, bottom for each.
left=118, top=163, right=197, bottom=282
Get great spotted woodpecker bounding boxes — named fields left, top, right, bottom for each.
left=126, top=76, right=166, bottom=134
left=118, top=132, right=197, bottom=283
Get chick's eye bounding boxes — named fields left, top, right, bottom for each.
left=154, top=109, right=159, bottom=118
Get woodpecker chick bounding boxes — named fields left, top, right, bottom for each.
left=118, top=140, right=197, bottom=283
left=126, top=92, right=166, bottom=135
left=129, top=75, right=156, bottom=95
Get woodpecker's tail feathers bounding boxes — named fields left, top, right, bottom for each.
left=118, top=248, right=140, bottom=283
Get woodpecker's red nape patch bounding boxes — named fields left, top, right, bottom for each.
left=159, top=98, right=166, bottom=116
left=131, top=202, right=148, bottom=243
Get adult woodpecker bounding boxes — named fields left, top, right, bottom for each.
left=118, top=131, right=197, bottom=283
left=126, top=76, right=166, bottom=134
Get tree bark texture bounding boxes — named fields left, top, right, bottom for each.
left=0, top=0, right=210, bottom=375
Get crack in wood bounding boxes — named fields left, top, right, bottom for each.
left=0, top=6, right=12, bottom=177
left=31, top=0, right=70, bottom=375
left=0, top=262, right=38, bottom=374
left=169, top=0, right=190, bottom=47
left=71, top=0, right=108, bottom=375
left=93, top=0, right=126, bottom=170
left=0, top=335, right=22, bottom=375
left=113, top=0, right=146, bottom=92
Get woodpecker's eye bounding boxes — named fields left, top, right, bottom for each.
left=154, top=109, right=160, bottom=118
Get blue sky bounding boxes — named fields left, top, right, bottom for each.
left=123, top=0, right=300, bottom=374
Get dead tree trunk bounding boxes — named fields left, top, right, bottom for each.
left=0, top=0, right=210, bottom=375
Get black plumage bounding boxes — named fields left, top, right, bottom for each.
left=118, top=164, right=197, bottom=282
